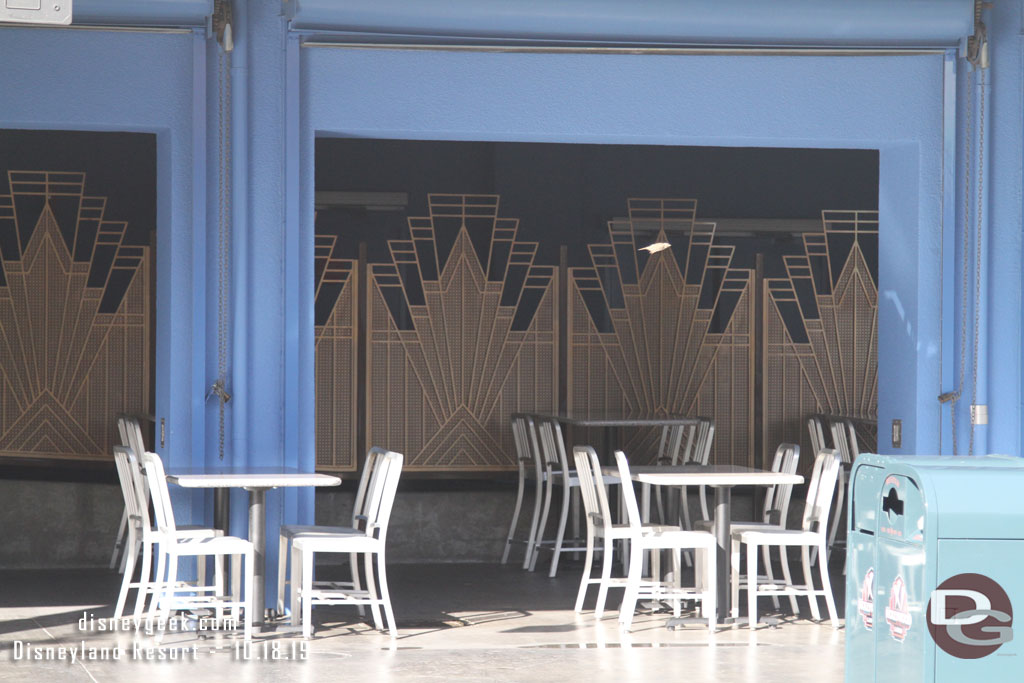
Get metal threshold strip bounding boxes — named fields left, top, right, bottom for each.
left=0, top=22, right=193, bottom=34
left=299, top=38, right=945, bottom=56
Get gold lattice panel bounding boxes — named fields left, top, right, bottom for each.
left=568, top=199, right=754, bottom=467
left=763, top=210, right=878, bottom=474
left=366, top=195, right=557, bottom=471
left=0, top=171, right=151, bottom=462
left=314, top=234, right=358, bottom=471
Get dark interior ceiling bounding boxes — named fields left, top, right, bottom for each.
left=315, top=138, right=879, bottom=271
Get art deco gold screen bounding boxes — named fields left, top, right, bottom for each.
left=763, top=210, right=878, bottom=473
left=365, top=195, right=558, bottom=471
left=0, top=171, right=151, bottom=461
left=567, top=199, right=754, bottom=467
left=314, top=233, right=358, bottom=471
left=314, top=198, right=876, bottom=473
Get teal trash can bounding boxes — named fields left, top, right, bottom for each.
left=845, top=454, right=1024, bottom=682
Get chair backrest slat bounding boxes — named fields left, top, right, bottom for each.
left=589, top=449, right=615, bottom=529
left=361, top=451, right=404, bottom=542
left=538, top=418, right=570, bottom=474
left=829, top=419, right=853, bottom=465
left=573, top=446, right=602, bottom=529
left=801, top=448, right=841, bottom=532
left=117, top=416, right=152, bottom=504
left=511, top=416, right=530, bottom=471
left=113, top=446, right=143, bottom=522
left=523, top=416, right=544, bottom=480
left=614, top=451, right=644, bottom=530
left=762, top=443, right=800, bottom=526
left=353, top=447, right=387, bottom=526
left=808, top=416, right=828, bottom=456
left=846, top=419, right=861, bottom=460
left=140, top=451, right=177, bottom=536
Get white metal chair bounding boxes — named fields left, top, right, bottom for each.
left=142, top=451, right=254, bottom=640
left=530, top=417, right=618, bottom=577
left=501, top=414, right=545, bottom=568
left=291, top=450, right=404, bottom=639
left=732, top=448, right=841, bottom=629
left=112, top=446, right=223, bottom=620
left=825, top=418, right=856, bottom=563
left=711, top=443, right=800, bottom=614
left=277, top=446, right=386, bottom=614
left=653, top=423, right=694, bottom=526
left=654, top=419, right=714, bottom=567
left=110, top=415, right=148, bottom=571
left=614, top=450, right=717, bottom=633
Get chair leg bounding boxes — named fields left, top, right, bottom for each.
left=595, top=537, right=614, bottom=619
left=243, top=552, right=254, bottom=641
left=730, top=537, right=741, bottom=620
left=680, top=489, right=694, bottom=568
left=655, top=486, right=666, bottom=525
left=747, top=542, right=758, bottom=628
left=350, top=551, right=366, bottom=616
left=214, top=554, right=225, bottom=623
left=160, top=553, right=178, bottom=628
left=522, top=475, right=544, bottom=570
left=618, top=543, right=644, bottom=631
left=277, top=533, right=289, bottom=614
left=671, top=550, right=681, bottom=618
left=114, top=526, right=138, bottom=619
left=376, top=550, right=397, bottom=638
left=228, top=553, right=240, bottom=624
left=149, top=550, right=168, bottom=620
left=801, top=546, right=821, bottom=621
left=763, top=544, right=780, bottom=611
left=574, top=527, right=595, bottom=613
left=290, top=545, right=302, bottom=628
left=110, top=508, right=128, bottom=570
left=363, top=549, right=384, bottom=631
left=133, top=539, right=153, bottom=619
left=197, top=555, right=207, bottom=592
left=530, top=477, right=555, bottom=572
left=825, top=469, right=846, bottom=563
left=502, top=469, right=526, bottom=564
left=549, top=482, right=571, bottom=577
left=704, top=544, right=717, bottom=634
left=302, top=549, right=313, bottom=639
left=817, top=542, right=839, bottom=628
left=778, top=546, right=799, bottom=615
left=571, top=488, right=581, bottom=558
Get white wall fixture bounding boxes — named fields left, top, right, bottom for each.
left=2, top=0, right=71, bottom=25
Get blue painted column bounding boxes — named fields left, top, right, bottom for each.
left=224, top=0, right=312, bottom=610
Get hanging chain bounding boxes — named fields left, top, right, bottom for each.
left=968, top=69, right=985, bottom=456
left=209, top=39, right=232, bottom=459
left=943, top=65, right=974, bottom=456
left=943, top=6, right=988, bottom=456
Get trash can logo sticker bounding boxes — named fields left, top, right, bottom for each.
left=858, top=568, right=874, bottom=630
left=886, top=575, right=912, bottom=642
left=927, top=573, right=1014, bottom=659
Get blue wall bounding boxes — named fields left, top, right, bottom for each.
left=3, top=0, right=1022, bottom=607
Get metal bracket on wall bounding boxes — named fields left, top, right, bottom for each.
left=212, top=0, right=233, bottom=51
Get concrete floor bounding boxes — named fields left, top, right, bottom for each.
left=0, top=557, right=846, bottom=682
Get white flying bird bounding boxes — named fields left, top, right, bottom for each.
left=639, top=242, right=671, bottom=254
